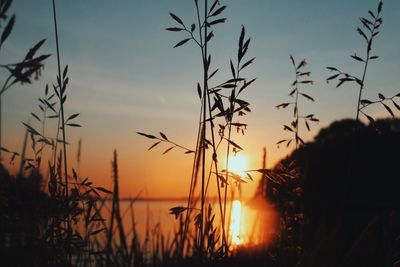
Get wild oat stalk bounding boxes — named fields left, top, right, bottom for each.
left=325, top=1, right=398, bottom=123
left=138, top=0, right=256, bottom=257
left=276, top=56, right=318, bottom=149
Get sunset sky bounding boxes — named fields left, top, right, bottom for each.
left=1, top=0, right=400, bottom=198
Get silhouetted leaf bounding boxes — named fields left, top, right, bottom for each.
left=355, top=78, right=363, bottom=86
left=169, top=12, right=184, bottom=25
left=234, top=98, right=249, bottom=107
left=209, top=0, right=219, bottom=14
left=351, top=54, right=364, bottom=62
left=276, top=103, right=290, bottom=109
left=25, top=39, right=46, bottom=60
left=208, top=69, right=218, bottom=80
left=0, top=147, right=10, bottom=152
left=231, top=122, right=247, bottom=127
left=283, top=125, right=294, bottom=132
left=305, top=120, right=310, bottom=131
left=240, top=57, right=255, bottom=71
left=169, top=206, right=187, bottom=219
left=361, top=99, right=373, bottom=105
left=368, top=11, right=376, bottom=19
left=174, top=38, right=191, bottom=48
left=392, top=100, right=400, bottom=111
left=336, top=79, right=348, bottom=88
left=96, top=187, right=112, bottom=194
left=67, top=113, right=79, bottom=121
left=148, top=141, right=161, bottom=151
left=221, top=83, right=236, bottom=89
left=207, top=18, right=226, bottom=26
left=31, top=112, right=41, bottom=122
left=238, top=77, right=256, bottom=94
left=137, top=132, right=157, bottom=139
left=166, top=27, right=184, bottom=32
left=197, top=83, right=202, bottom=99
left=246, top=173, right=253, bottom=181
left=63, top=65, right=68, bottom=79
left=22, top=122, right=40, bottom=136
left=225, top=139, right=243, bottom=150
left=360, top=17, right=373, bottom=26
left=66, top=123, right=81, bottom=127
left=296, top=59, right=306, bottom=70
left=369, top=55, right=379, bottom=60
left=206, top=31, right=214, bottom=43
left=357, top=27, right=368, bottom=42
left=230, top=60, right=235, bottom=78
left=364, top=113, right=375, bottom=124
left=239, top=26, right=245, bottom=51
left=286, top=139, right=293, bottom=148
left=157, top=133, right=167, bottom=141
left=191, top=24, right=195, bottom=32
left=162, top=146, right=175, bottom=155
left=382, top=103, right=394, bottom=117
left=210, top=5, right=226, bottom=17
left=296, top=135, right=305, bottom=145
left=378, top=1, right=383, bottom=13
left=301, top=93, right=314, bottom=102
left=326, top=67, right=339, bottom=71
left=327, top=73, right=340, bottom=81
left=226, top=78, right=244, bottom=84
left=1, top=14, right=14, bottom=45
left=276, top=139, right=287, bottom=145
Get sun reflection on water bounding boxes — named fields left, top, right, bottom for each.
left=230, top=200, right=242, bottom=246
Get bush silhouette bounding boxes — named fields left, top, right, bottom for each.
left=267, top=118, right=400, bottom=266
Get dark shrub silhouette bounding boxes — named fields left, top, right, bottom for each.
left=267, top=119, right=400, bottom=267
left=0, top=166, right=68, bottom=267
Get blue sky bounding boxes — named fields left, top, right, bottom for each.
left=1, top=0, right=399, bottom=197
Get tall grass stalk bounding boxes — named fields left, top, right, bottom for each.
left=325, top=1, right=395, bottom=123
left=138, top=1, right=256, bottom=258
left=276, top=56, right=318, bottom=149
left=51, top=0, right=72, bottom=259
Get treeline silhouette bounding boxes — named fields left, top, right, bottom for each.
left=266, top=118, right=400, bottom=267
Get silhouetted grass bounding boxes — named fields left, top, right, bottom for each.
left=1, top=0, right=400, bottom=266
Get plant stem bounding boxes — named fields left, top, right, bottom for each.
left=293, top=66, right=299, bottom=150
left=223, top=60, right=240, bottom=244
left=199, top=0, right=208, bottom=253
left=356, top=19, right=379, bottom=122
left=52, top=0, right=71, bottom=261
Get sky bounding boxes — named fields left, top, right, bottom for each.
left=1, top=0, right=400, bottom=198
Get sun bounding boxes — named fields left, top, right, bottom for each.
left=226, top=154, right=248, bottom=176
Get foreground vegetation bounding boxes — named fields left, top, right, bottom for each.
left=1, top=0, right=400, bottom=266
